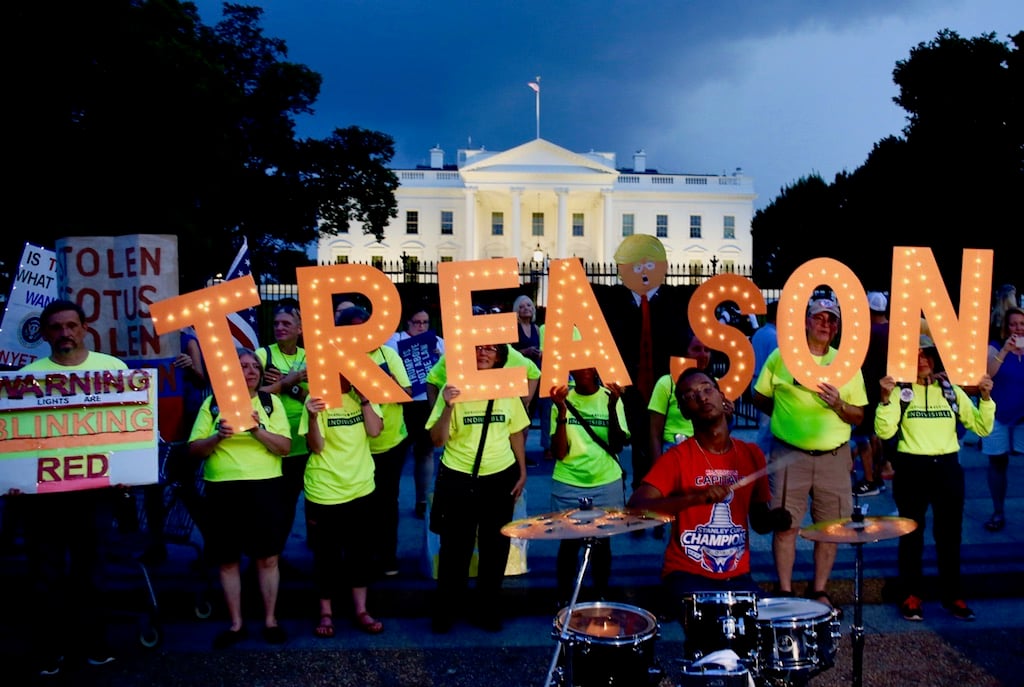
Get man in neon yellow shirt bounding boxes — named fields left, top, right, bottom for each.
left=753, top=298, right=868, bottom=614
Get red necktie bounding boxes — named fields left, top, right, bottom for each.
left=637, top=294, right=654, bottom=400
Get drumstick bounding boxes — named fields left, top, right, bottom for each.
left=730, top=450, right=802, bottom=491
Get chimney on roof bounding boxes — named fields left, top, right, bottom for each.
left=633, top=150, right=646, bottom=173
left=430, top=145, right=444, bottom=169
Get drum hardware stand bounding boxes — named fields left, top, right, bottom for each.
left=799, top=503, right=916, bottom=687
left=544, top=534, right=597, bottom=687
left=850, top=503, right=867, bottom=687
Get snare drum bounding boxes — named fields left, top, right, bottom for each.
left=552, top=602, right=661, bottom=686
left=681, top=591, right=759, bottom=662
left=753, top=597, right=841, bottom=683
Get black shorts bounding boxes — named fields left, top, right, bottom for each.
left=203, top=477, right=288, bottom=565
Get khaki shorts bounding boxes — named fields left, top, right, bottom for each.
left=769, top=441, right=853, bottom=526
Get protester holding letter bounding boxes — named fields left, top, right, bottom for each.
left=12, top=299, right=128, bottom=676
left=752, top=297, right=867, bottom=614
left=549, top=367, right=629, bottom=606
left=301, top=373, right=386, bottom=637
left=189, top=347, right=292, bottom=649
left=876, top=335, right=994, bottom=621
left=427, top=342, right=529, bottom=633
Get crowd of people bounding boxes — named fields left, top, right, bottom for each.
left=3, top=271, right=1020, bottom=677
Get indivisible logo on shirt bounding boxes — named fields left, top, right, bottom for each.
left=679, top=494, right=747, bottom=574
left=464, top=414, right=506, bottom=425
left=327, top=415, right=364, bottom=427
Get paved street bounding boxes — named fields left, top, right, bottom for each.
left=2, top=427, right=1022, bottom=685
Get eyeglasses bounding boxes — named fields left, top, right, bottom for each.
left=678, top=383, right=717, bottom=403
left=476, top=345, right=499, bottom=354
left=410, top=319, right=429, bottom=325
left=810, top=314, right=838, bottom=325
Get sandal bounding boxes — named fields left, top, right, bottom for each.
left=353, top=611, right=384, bottom=635
left=314, top=614, right=335, bottom=639
left=984, top=513, right=1006, bottom=532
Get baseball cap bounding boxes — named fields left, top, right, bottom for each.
left=808, top=298, right=841, bottom=319
left=867, top=292, right=888, bottom=313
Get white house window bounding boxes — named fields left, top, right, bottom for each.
left=441, top=210, right=453, bottom=235
left=532, top=212, right=544, bottom=237
left=335, top=255, right=349, bottom=264
left=690, top=215, right=702, bottom=238
left=491, top=211, right=504, bottom=236
left=656, top=214, right=668, bottom=238
left=724, top=215, right=735, bottom=239
left=370, top=255, right=383, bottom=269
left=406, top=210, right=419, bottom=234
left=572, top=212, right=584, bottom=237
left=622, top=213, right=635, bottom=236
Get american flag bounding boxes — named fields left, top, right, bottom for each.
left=527, top=81, right=540, bottom=93
left=225, top=237, right=260, bottom=350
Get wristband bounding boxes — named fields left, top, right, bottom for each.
left=247, top=423, right=265, bottom=433
left=555, top=418, right=567, bottom=425
left=360, top=399, right=371, bottom=406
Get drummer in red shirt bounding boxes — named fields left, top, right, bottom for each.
left=629, top=368, right=791, bottom=654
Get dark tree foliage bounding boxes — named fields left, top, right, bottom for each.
left=4, top=1, right=397, bottom=294
left=752, top=29, right=1023, bottom=297
left=302, top=127, right=400, bottom=243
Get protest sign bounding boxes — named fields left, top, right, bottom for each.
left=0, top=367, right=159, bottom=494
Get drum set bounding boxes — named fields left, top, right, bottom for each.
left=502, top=500, right=916, bottom=687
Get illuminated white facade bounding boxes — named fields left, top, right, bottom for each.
left=316, top=138, right=755, bottom=270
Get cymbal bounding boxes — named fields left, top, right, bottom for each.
left=800, top=515, right=917, bottom=544
left=501, top=507, right=672, bottom=540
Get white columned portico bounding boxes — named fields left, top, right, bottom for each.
left=601, top=189, right=615, bottom=263
left=555, top=187, right=569, bottom=259
left=510, top=186, right=524, bottom=263
left=464, top=186, right=477, bottom=259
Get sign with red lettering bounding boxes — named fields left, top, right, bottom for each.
left=0, top=368, right=159, bottom=494
left=55, top=235, right=186, bottom=440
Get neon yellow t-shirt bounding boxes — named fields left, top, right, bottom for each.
left=753, top=347, right=868, bottom=451
left=551, top=387, right=629, bottom=488
left=256, top=344, right=308, bottom=457
left=189, top=393, right=289, bottom=482
left=366, top=344, right=411, bottom=454
left=426, top=395, right=530, bottom=476
left=300, top=392, right=380, bottom=505
left=647, top=373, right=692, bottom=441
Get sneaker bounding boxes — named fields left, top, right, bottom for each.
left=942, top=599, right=976, bottom=621
left=87, top=654, right=116, bottom=666
left=38, top=656, right=63, bottom=677
left=853, top=480, right=881, bottom=497
left=900, top=595, right=924, bottom=621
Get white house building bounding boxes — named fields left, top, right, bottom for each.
left=316, top=138, right=756, bottom=271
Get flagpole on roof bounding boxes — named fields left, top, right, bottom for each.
left=528, top=76, right=541, bottom=139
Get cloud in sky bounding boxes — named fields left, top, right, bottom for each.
left=193, top=0, right=1022, bottom=209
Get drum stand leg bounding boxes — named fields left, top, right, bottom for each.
left=852, top=541, right=865, bottom=687
left=543, top=537, right=596, bottom=687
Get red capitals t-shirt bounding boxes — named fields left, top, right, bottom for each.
left=642, top=439, right=770, bottom=580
